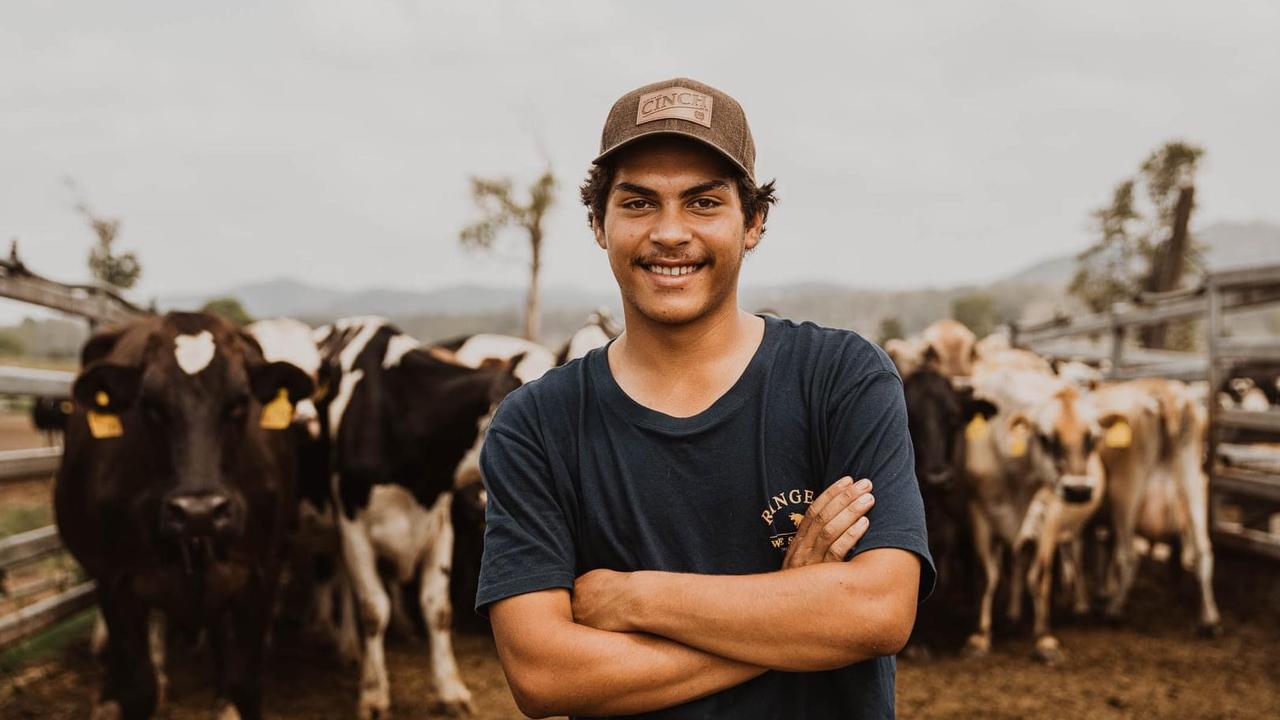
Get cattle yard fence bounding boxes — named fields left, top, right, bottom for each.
left=0, top=246, right=146, bottom=648
left=1011, top=263, right=1280, bottom=562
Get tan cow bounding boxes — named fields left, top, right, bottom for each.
left=963, top=363, right=1105, bottom=664
left=922, top=319, right=978, bottom=381
left=1090, top=378, right=1221, bottom=635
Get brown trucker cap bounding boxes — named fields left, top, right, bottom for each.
left=593, top=77, right=756, bottom=182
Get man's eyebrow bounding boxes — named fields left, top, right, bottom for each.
left=612, top=180, right=731, bottom=200
left=613, top=182, right=658, bottom=198
left=679, top=180, right=730, bottom=199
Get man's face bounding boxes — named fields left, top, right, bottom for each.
left=594, top=137, right=762, bottom=326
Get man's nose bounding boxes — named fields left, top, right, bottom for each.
left=650, top=205, right=692, bottom=247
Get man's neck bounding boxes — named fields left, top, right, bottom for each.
left=608, top=299, right=765, bottom=418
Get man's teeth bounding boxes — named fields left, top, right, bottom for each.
left=647, top=265, right=699, bottom=276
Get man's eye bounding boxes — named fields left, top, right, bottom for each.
left=689, top=198, right=721, bottom=210
left=621, top=199, right=652, bottom=210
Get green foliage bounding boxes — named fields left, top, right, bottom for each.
left=81, top=207, right=141, bottom=290
left=1070, top=141, right=1205, bottom=313
left=0, top=329, right=24, bottom=355
left=201, top=297, right=253, bottom=327
left=877, top=316, right=904, bottom=345
left=951, top=292, right=997, bottom=338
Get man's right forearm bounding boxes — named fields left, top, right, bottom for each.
left=491, top=592, right=766, bottom=718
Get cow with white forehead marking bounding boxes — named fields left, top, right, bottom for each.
left=313, top=316, right=524, bottom=719
left=55, top=312, right=314, bottom=720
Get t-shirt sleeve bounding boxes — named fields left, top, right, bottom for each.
left=824, top=364, right=937, bottom=602
left=474, top=404, right=577, bottom=616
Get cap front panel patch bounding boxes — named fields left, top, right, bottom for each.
left=636, top=86, right=714, bottom=128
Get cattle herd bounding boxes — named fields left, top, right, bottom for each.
left=41, top=309, right=1249, bottom=719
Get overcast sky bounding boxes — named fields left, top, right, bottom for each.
left=3, top=1, right=1278, bottom=321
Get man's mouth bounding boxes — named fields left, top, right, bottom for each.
left=642, top=263, right=705, bottom=277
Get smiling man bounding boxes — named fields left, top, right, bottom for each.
left=477, top=77, right=935, bottom=719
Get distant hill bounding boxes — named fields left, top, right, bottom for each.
left=153, top=220, right=1280, bottom=345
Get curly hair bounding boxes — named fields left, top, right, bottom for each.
left=579, top=150, right=778, bottom=236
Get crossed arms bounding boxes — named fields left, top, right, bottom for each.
left=489, top=478, right=922, bottom=718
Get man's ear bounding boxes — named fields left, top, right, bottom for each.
left=248, top=361, right=315, bottom=405
left=73, top=363, right=143, bottom=412
left=592, top=218, right=607, bottom=250
left=744, top=209, right=764, bottom=252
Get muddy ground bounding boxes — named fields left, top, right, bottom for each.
left=3, top=409, right=1278, bottom=719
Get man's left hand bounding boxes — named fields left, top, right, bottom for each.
left=573, top=568, right=640, bottom=632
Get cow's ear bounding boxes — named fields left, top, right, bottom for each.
left=964, top=396, right=998, bottom=421
left=73, top=363, right=142, bottom=412
left=80, top=325, right=129, bottom=367
left=248, top=361, right=315, bottom=405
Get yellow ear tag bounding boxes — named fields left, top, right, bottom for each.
left=87, top=411, right=123, bottom=439
left=259, top=388, right=293, bottom=430
left=95, top=391, right=110, bottom=407
left=1008, top=426, right=1029, bottom=458
left=965, top=415, right=990, bottom=441
left=1105, top=420, right=1133, bottom=449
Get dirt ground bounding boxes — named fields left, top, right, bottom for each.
left=1, top=549, right=1277, bottom=720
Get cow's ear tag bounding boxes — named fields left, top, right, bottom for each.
left=87, top=390, right=123, bottom=439
left=1008, top=425, right=1029, bottom=458
left=1105, top=420, right=1132, bottom=448
left=965, top=415, right=990, bottom=441
left=259, top=388, right=293, bottom=430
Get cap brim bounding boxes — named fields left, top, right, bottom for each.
left=593, top=128, right=753, bottom=181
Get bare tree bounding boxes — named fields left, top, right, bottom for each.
left=459, top=169, right=556, bottom=342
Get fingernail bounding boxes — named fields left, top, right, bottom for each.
left=856, top=494, right=873, bottom=509
left=856, top=516, right=869, bottom=529
left=855, top=479, right=871, bottom=492
left=838, top=477, right=853, bottom=488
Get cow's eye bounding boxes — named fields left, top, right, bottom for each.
left=225, top=396, right=249, bottom=422
left=1083, top=433, right=1096, bottom=455
left=140, top=398, right=166, bottom=423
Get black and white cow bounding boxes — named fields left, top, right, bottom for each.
left=313, top=317, right=523, bottom=719
left=553, top=308, right=621, bottom=365
left=55, top=312, right=313, bottom=720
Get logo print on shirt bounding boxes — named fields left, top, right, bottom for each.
left=760, top=488, right=814, bottom=551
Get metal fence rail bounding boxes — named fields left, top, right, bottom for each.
left=0, top=446, right=61, bottom=481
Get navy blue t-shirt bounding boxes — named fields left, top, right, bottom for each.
left=477, top=315, right=935, bottom=719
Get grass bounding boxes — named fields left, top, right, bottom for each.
left=0, top=608, right=95, bottom=674
left=0, top=505, right=52, bottom=540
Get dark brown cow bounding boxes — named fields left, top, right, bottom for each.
left=55, top=312, right=312, bottom=720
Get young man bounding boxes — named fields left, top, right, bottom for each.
left=477, top=77, right=935, bottom=719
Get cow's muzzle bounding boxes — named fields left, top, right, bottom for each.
left=161, top=492, right=237, bottom=539
left=1058, top=476, right=1094, bottom=504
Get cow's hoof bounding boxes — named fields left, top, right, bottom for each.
left=90, top=701, right=122, bottom=720
left=1102, top=607, right=1124, bottom=626
left=962, top=634, right=990, bottom=658
left=216, top=701, right=242, bottom=720
left=358, top=694, right=391, bottom=720
left=432, top=693, right=475, bottom=717
left=900, top=643, right=933, bottom=662
left=1032, top=636, right=1064, bottom=666
left=1196, top=621, right=1223, bottom=639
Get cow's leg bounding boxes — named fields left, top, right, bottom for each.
left=1028, top=532, right=1063, bottom=665
left=1005, top=540, right=1028, bottom=624
left=418, top=493, right=474, bottom=716
left=1180, top=463, right=1221, bottom=636
left=147, top=612, right=167, bottom=710
left=964, top=505, right=1001, bottom=657
left=1061, top=538, right=1090, bottom=617
left=339, top=512, right=393, bottom=720
left=210, top=581, right=274, bottom=720
left=94, top=589, right=157, bottom=720
left=1104, top=480, right=1142, bottom=622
